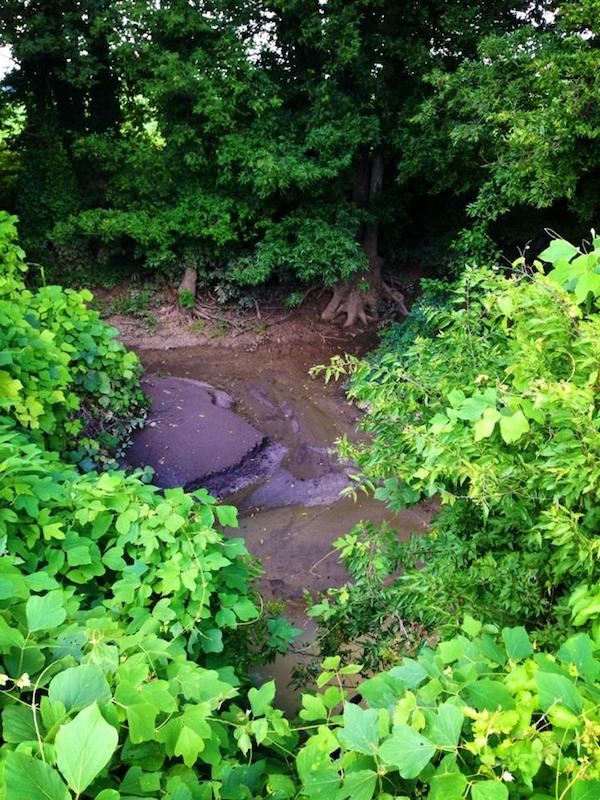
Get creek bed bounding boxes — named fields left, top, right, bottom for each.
left=134, top=341, right=431, bottom=710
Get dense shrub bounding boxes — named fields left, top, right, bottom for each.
left=0, top=211, right=146, bottom=469
left=2, top=568, right=598, bottom=799
left=311, top=234, right=600, bottom=662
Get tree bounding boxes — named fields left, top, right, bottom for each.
left=398, top=0, right=600, bottom=255
left=231, top=0, right=522, bottom=325
left=0, top=0, right=122, bottom=257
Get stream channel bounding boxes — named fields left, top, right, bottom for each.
left=132, top=339, right=431, bottom=712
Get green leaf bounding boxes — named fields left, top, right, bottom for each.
left=2, top=705, right=37, bottom=743
left=428, top=703, right=464, bottom=748
left=216, top=505, right=238, bottom=528
left=379, top=723, right=436, bottom=779
left=389, top=658, right=428, bottom=689
left=471, top=781, right=508, bottom=800
left=535, top=672, right=583, bottom=715
left=248, top=680, right=276, bottom=717
left=127, top=703, right=158, bottom=743
left=499, top=410, right=529, bottom=444
left=338, top=703, right=379, bottom=755
left=4, top=751, right=69, bottom=800
left=335, top=770, right=377, bottom=800
left=461, top=616, right=482, bottom=638
left=174, top=724, right=205, bottom=766
left=557, top=634, right=600, bottom=682
left=466, top=680, right=515, bottom=712
left=539, top=239, right=578, bottom=264
left=95, top=791, right=121, bottom=800
left=474, top=407, right=501, bottom=441
left=55, top=703, right=119, bottom=793
left=49, top=663, right=112, bottom=711
left=300, top=693, right=329, bottom=722
left=572, top=780, right=600, bottom=800
left=200, top=628, right=223, bottom=653
left=0, top=614, right=24, bottom=649
left=502, top=626, right=533, bottom=661
left=26, top=591, right=66, bottom=632
left=296, top=737, right=340, bottom=800
left=428, top=755, right=467, bottom=800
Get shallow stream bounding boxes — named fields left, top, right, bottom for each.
left=137, top=339, right=431, bottom=711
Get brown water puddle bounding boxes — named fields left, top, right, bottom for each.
left=137, top=340, right=432, bottom=710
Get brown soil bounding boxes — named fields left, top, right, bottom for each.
left=102, top=290, right=381, bottom=353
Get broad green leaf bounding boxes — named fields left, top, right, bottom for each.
left=0, top=614, right=24, bottom=649
left=379, top=723, right=436, bottom=779
left=4, top=751, right=69, bottom=800
left=389, top=658, right=428, bottom=688
left=297, top=738, right=341, bottom=800
left=474, top=407, right=501, bottom=441
left=572, top=779, right=600, bottom=800
left=502, top=626, right=533, bottom=661
left=266, top=774, right=296, bottom=800
left=248, top=680, right=276, bottom=716
left=335, top=770, right=377, bottom=800
left=200, top=628, right=223, bottom=653
left=428, top=755, right=467, bottom=800
left=428, top=703, right=464, bottom=748
left=174, top=724, right=205, bottom=766
left=499, top=411, right=529, bottom=444
left=466, top=680, right=515, bottom=712
left=26, top=591, right=66, bottom=632
left=49, top=663, right=111, bottom=711
left=472, top=781, right=508, bottom=800
left=461, top=616, right=482, bottom=638
left=535, top=672, right=583, bottom=715
left=2, top=705, right=37, bottom=743
left=557, top=634, right=600, bottom=682
left=338, top=703, right=379, bottom=755
left=496, top=294, right=513, bottom=315
left=456, top=393, right=494, bottom=421
left=55, top=703, right=118, bottom=793
left=300, top=693, right=328, bottom=721
left=216, top=504, right=238, bottom=528
left=127, top=703, right=157, bottom=743
left=539, top=239, right=578, bottom=264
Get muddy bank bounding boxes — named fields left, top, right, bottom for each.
left=134, top=341, right=433, bottom=604
left=125, top=336, right=433, bottom=713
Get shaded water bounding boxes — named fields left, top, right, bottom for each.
left=137, top=340, right=431, bottom=710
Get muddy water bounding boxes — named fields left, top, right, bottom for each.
left=138, top=340, right=431, bottom=710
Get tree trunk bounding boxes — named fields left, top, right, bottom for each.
left=178, top=267, right=197, bottom=299
left=321, top=150, right=408, bottom=326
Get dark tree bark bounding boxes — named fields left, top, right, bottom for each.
left=322, top=150, right=408, bottom=327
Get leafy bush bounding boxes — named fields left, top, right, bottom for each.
left=2, top=571, right=598, bottom=799
left=0, top=557, right=298, bottom=800
left=2, top=216, right=598, bottom=799
left=0, top=428, right=295, bottom=665
left=0, top=211, right=146, bottom=468
left=311, top=233, right=600, bottom=658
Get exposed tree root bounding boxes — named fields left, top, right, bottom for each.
left=321, top=279, right=409, bottom=327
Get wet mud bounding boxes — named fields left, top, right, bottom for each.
left=135, top=339, right=432, bottom=710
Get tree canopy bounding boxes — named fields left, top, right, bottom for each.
left=1, top=1, right=599, bottom=316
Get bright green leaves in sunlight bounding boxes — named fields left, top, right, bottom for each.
left=55, top=704, right=119, bottom=794
left=4, top=752, right=70, bottom=800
